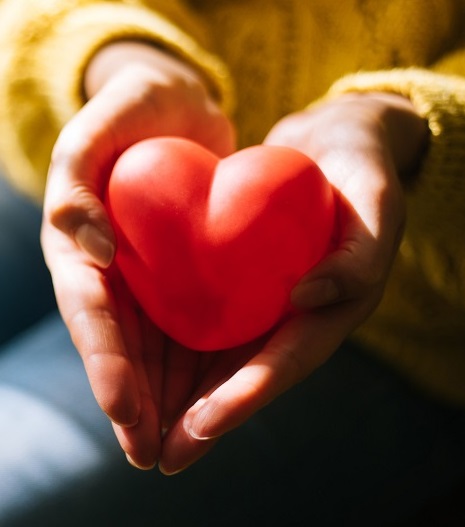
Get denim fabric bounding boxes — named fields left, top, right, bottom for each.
left=0, top=176, right=464, bottom=526
left=0, top=176, right=56, bottom=344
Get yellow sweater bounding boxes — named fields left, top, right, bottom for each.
left=1, top=0, right=465, bottom=405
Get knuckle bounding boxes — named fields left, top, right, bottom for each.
left=351, top=235, right=392, bottom=287
left=267, top=341, right=309, bottom=386
left=45, top=184, right=94, bottom=234
left=50, top=121, right=85, bottom=167
left=66, top=304, right=119, bottom=350
left=359, top=259, right=386, bottom=288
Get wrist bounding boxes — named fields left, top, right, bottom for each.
left=343, top=92, right=429, bottom=179
left=84, top=40, right=208, bottom=99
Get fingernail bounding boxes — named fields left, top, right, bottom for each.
left=126, top=453, right=157, bottom=471
left=187, top=403, right=220, bottom=441
left=75, top=223, right=115, bottom=268
left=158, top=463, right=186, bottom=477
left=188, top=427, right=217, bottom=441
left=291, top=278, right=340, bottom=309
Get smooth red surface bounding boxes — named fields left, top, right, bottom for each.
left=106, top=137, right=335, bottom=351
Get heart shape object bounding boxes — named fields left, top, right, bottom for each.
left=106, top=137, right=335, bottom=351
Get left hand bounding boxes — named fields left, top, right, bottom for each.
left=158, top=92, right=428, bottom=475
left=41, top=41, right=235, bottom=469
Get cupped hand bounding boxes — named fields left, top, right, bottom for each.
left=41, top=42, right=235, bottom=468
left=158, top=92, right=429, bottom=475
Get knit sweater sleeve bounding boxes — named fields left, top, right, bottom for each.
left=321, top=40, right=465, bottom=403
left=323, top=38, right=465, bottom=297
left=0, top=0, right=233, bottom=200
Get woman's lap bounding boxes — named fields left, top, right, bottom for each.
left=1, top=176, right=464, bottom=526
left=1, top=313, right=465, bottom=526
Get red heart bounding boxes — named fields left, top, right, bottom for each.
left=106, top=137, right=335, bottom=351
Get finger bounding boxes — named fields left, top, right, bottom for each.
left=43, top=107, right=117, bottom=268
left=159, top=387, right=221, bottom=475
left=137, top=316, right=165, bottom=466
left=291, top=191, right=402, bottom=310
left=113, top=392, right=161, bottom=470
left=45, top=65, right=237, bottom=268
left=96, top=269, right=164, bottom=467
left=43, top=226, right=140, bottom=427
left=158, top=209, right=386, bottom=476
left=164, top=298, right=371, bottom=478
left=291, top=249, right=385, bottom=310
left=265, top=108, right=406, bottom=313
left=140, top=314, right=165, bottom=417
left=161, top=343, right=201, bottom=431
left=112, top=276, right=163, bottom=401
left=43, top=76, right=155, bottom=267
left=159, top=330, right=316, bottom=475
left=191, top=313, right=346, bottom=438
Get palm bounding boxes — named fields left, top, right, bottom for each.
left=110, top=267, right=265, bottom=469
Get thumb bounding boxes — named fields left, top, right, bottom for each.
left=45, top=192, right=115, bottom=269
left=43, top=126, right=116, bottom=269
left=291, top=225, right=389, bottom=312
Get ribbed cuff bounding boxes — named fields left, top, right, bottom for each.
left=325, top=68, right=465, bottom=184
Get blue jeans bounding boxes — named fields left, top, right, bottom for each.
left=1, top=175, right=464, bottom=526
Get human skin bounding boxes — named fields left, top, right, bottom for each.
left=41, top=41, right=428, bottom=473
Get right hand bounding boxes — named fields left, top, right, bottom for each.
left=41, top=41, right=235, bottom=468
left=156, top=92, right=429, bottom=475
